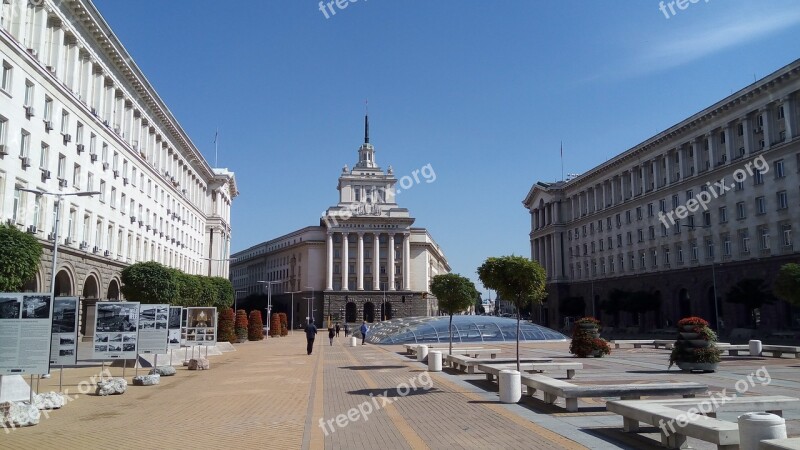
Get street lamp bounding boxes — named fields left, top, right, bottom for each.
left=287, top=290, right=301, bottom=335
left=257, top=280, right=281, bottom=337
left=677, top=223, right=720, bottom=331
left=305, top=286, right=315, bottom=326
left=381, top=282, right=388, bottom=322
left=20, top=189, right=100, bottom=301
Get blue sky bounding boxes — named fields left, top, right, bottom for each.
left=93, top=0, right=800, bottom=296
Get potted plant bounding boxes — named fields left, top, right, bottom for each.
left=217, top=308, right=236, bottom=344
left=269, top=313, right=281, bottom=337
left=570, top=317, right=611, bottom=358
left=669, top=317, right=721, bottom=372
left=234, top=309, right=249, bottom=343
left=248, top=310, right=264, bottom=341
left=278, top=313, right=288, bottom=336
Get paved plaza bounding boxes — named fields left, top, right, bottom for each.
left=2, top=334, right=799, bottom=449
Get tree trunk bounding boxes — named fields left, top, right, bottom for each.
left=449, top=313, right=453, bottom=355
left=516, top=306, right=521, bottom=372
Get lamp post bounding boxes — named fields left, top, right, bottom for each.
left=257, top=280, right=281, bottom=337
left=305, top=286, right=315, bottom=326
left=287, top=290, right=301, bottom=335
left=677, top=224, right=719, bottom=331
left=20, top=189, right=100, bottom=301
left=381, top=282, right=387, bottom=322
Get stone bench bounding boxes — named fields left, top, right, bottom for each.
left=520, top=374, right=707, bottom=412
left=407, top=345, right=485, bottom=356
left=478, top=362, right=582, bottom=380
left=611, top=339, right=655, bottom=349
left=760, top=437, right=800, bottom=449
left=653, top=340, right=675, bottom=349
left=446, top=355, right=551, bottom=374
left=616, top=395, right=799, bottom=418
left=761, top=345, right=800, bottom=358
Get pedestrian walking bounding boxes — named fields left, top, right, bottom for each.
left=328, top=327, right=335, bottom=346
left=305, top=321, right=317, bottom=355
left=344, top=323, right=350, bottom=337
left=335, top=323, right=341, bottom=337
left=360, top=321, right=368, bottom=345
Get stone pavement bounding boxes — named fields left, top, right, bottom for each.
left=2, top=334, right=799, bottom=449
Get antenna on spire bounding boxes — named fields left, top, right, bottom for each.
left=364, top=99, right=370, bottom=144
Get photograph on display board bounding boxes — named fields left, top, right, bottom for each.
left=22, top=295, right=51, bottom=319
left=52, top=299, right=76, bottom=332
left=168, top=329, right=180, bottom=344
left=168, top=307, right=181, bottom=329
left=188, top=308, right=214, bottom=328
left=59, top=349, right=74, bottom=356
left=0, top=297, right=21, bottom=319
left=96, top=303, right=138, bottom=332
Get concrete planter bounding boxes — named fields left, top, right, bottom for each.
left=676, top=361, right=718, bottom=372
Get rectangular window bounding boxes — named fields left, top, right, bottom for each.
left=647, top=203, right=654, bottom=217
left=39, top=143, right=49, bottom=169
left=648, top=226, right=655, bottom=240
left=723, top=235, right=731, bottom=256
left=625, top=210, right=631, bottom=224
left=60, top=110, right=69, bottom=135
left=24, top=80, right=34, bottom=106
left=686, top=190, right=693, bottom=202
left=706, top=238, right=714, bottom=259
left=691, top=241, right=699, bottom=261
left=777, top=191, right=788, bottom=210
left=754, top=170, right=764, bottom=185
left=659, top=199, right=666, bottom=213
left=72, top=164, right=80, bottom=187
left=99, top=180, right=106, bottom=203
left=57, top=154, right=66, bottom=179
left=87, top=172, right=93, bottom=191
left=44, top=97, right=53, bottom=122
left=703, top=211, right=711, bottom=227
left=782, top=225, right=792, bottom=247
left=773, top=159, right=785, bottom=178
left=672, top=194, right=679, bottom=209
left=756, top=196, right=766, bottom=215
left=76, top=122, right=83, bottom=145
left=1, top=60, right=11, bottom=92
left=0, top=117, right=7, bottom=147
left=760, top=228, right=770, bottom=250
left=736, top=201, right=746, bottom=219
left=735, top=180, right=744, bottom=191
left=719, top=206, right=727, bottom=223
left=12, top=185, right=22, bottom=223
left=636, top=207, right=642, bottom=220
left=20, top=130, right=30, bottom=157
left=110, top=187, right=117, bottom=208
left=677, top=245, right=684, bottom=263
left=740, top=230, right=750, bottom=253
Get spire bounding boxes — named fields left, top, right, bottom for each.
left=364, top=114, right=370, bottom=144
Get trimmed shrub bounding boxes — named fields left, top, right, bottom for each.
left=218, top=308, right=236, bottom=343
left=569, top=317, right=611, bottom=358
left=278, top=313, right=288, bottom=336
left=248, top=310, right=264, bottom=341
left=235, top=310, right=248, bottom=342
left=269, top=313, right=281, bottom=337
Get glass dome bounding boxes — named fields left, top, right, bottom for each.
left=363, top=315, right=568, bottom=345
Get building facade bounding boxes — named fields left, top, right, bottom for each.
left=0, top=0, right=237, bottom=317
left=523, top=59, right=800, bottom=331
left=231, top=117, right=449, bottom=326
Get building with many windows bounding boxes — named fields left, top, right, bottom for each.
left=231, top=117, right=449, bottom=326
left=523, top=59, right=800, bottom=331
left=0, top=0, right=237, bottom=323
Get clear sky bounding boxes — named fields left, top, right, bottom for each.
left=93, top=0, right=800, bottom=296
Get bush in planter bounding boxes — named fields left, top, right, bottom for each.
left=278, top=313, right=288, bottom=336
left=248, top=310, right=264, bottom=341
left=669, top=316, right=721, bottom=370
left=569, top=317, right=611, bottom=358
left=235, top=309, right=248, bottom=343
left=269, top=313, right=281, bottom=337
left=218, top=308, right=236, bottom=343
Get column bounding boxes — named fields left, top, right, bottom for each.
left=51, top=26, right=64, bottom=78
left=544, top=235, right=552, bottom=278
left=601, top=182, right=607, bottom=208
left=629, top=169, right=636, bottom=198
left=784, top=96, right=797, bottom=139
left=610, top=177, right=617, bottom=205
left=707, top=132, right=718, bottom=168
left=357, top=232, right=364, bottom=290
left=742, top=116, right=753, bottom=155
left=640, top=164, right=646, bottom=193
left=725, top=123, right=735, bottom=162
left=761, top=107, right=773, bottom=150
left=692, top=139, right=702, bottom=175
left=341, top=232, right=349, bottom=291
left=553, top=232, right=562, bottom=279
left=372, top=232, right=380, bottom=290
left=388, top=234, right=396, bottom=290
left=677, top=148, right=684, bottom=180
left=403, top=233, right=411, bottom=290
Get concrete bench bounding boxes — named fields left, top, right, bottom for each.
left=404, top=344, right=479, bottom=354
left=762, top=345, right=800, bottom=358
left=611, top=339, right=654, bottom=349
left=407, top=345, right=485, bottom=356
left=619, top=395, right=799, bottom=418
left=607, top=399, right=738, bottom=449
left=716, top=344, right=749, bottom=356
left=760, top=437, right=800, bottom=449
left=520, top=373, right=707, bottom=412
left=478, top=362, right=582, bottom=380
left=446, top=355, right=551, bottom=374
left=653, top=340, right=674, bottom=349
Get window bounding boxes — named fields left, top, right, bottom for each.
left=774, top=160, right=785, bottom=178
left=706, top=238, right=714, bottom=259
left=110, top=187, right=117, bottom=208
left=674, top=218, right=681, bottom=234
left=738, top=123, right=744, bottom=136
left=736, top=201, right=746, bottom=219
left=76, top=122, right=83, bottom=145
left=87, top=172, right=94, bottom=192
left=647, top=203, right=654, bottom=217
left=672, top=194, right=679, bottom=209
left=740, top=230, right=750, bottom=253
left=663, top=247, right=670, bottom=265
left=57, top=154, right=66, bottom=179
left=60, top=110, right=69, bottom=135
left=735, top=180, right=744, bottom=191
left=720, top=130, right=726, bottom=144
left=636, top=207, right=642, bottom=220
left=1, top=60, right=11, bottom=92
left=723, top=234, right=731, bottom=256
left=648, top=226, right=655, bottom=240
left=703, top=211, right=711, bottom=227
left=782, top=224, right=792, bottom=247
left=625, top=210, right=631, bottom=224
left=131, top=167, right=137, bottom=186
left=640, top=252, right=646, bottom=269
left=686, top=189, right=693, bottom=202
left=677, top=245, right=684, bottom=263
left=19, top=130, right=30, bottom=157
left=691, top=241, right=699, bottom=261
left=44, top=97, right=53, bottom=123
left=99, top=181, right=106, bottom=203
left=760, top=227, right=770, bottom=250
left=754, top=170, right=764, bottom=185
left=24, top=80, right=34, bottom=106
left=659, top=199, right=666, bottom=213
left=12, top=185, right=22, bottom=223
left=687, top=215, right=695, bottom=228
left=129, top=199, right=135, bottom=216
left=777, top=191, right=788, bottom=210
left=0, top=117, right=7, bottom=147
left=72, top=164, right=81, bottom=187
left=719, top=206, right=727, bottom=223
left=39, top=143, right=49, bottom=169
left=113, top=151, right=118, bottom=171
left=615, top=214, right=621, bottom=227
left=627, top=232, right=632, bottom=245
left=755, top=196, right=766, bottom=215
left=661, top=224, right=667, bottom=236
left=617, top=234, right=622, bottom=247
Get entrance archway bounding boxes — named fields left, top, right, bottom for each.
left=678, top=289, right=691, bottom=319
left=83, top=275, right=99, bottom=299
left=54, top=270, right=72, bottom=296
left=363, top=302, right=375, bottom=323
left=345, top=302, right=357, bottom=323
left=107, top=279, right=120, bottom=300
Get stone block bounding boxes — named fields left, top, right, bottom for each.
left=0, top=401, right=40, bottom=428
left=95, top=378, right=127, bottom=396
left=149, top=366, right=176, bottom=377
left=132, top=374, right=160, bottom=386
left=188, top=358, right=210, bottom=370
left=33, top=392, right=65, bottom=410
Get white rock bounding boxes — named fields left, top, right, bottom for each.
left=0, top=401, right=40, bottom=428
left=33, top=392, right=65, bottom=410
left=149, top=366, right=176, bottom=376
left=132, top=374, right=160, bottom=386
left=188, top=358, right=210, bottom=370
left=95, top=378, right=127, bottom=396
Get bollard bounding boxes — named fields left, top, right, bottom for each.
left=428, top=351, right=442, bottom=372
left=349, top=336, right=357, bottom=347
left=738, top=412, right=786, bottom=450
left=749, top=340, right=762, bottom=357
left=416, top=345, right=429, bottom=363
left=499, top=369, right=521, bottom=404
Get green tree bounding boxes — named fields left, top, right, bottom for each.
left=120, top=262, right=178, bottom=304
left=174, top=271, right=201, bottom=306
left=725, top=279, right=775, bottom=328
left=774, top=263, right=800, bottom=306
left=0, top=224, right=42, bottom=292
left=209, top=277, right=234, bottom=309
left=195, top=275, right=217, bottom=307
left=430, top=274, right=479, bottom=355
left=477, top=255, right=547, bottom=371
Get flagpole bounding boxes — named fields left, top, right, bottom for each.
left=214, top=128, right=218, bottom=167
left=560, top=141, right=564, bottom=181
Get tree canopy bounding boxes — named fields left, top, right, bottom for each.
left=121, top=262, right=233, bottom=307
left=0, top=224, right=42, bottom=292
left=774, top=263, right=800, bottom=307
left=430, top=273, right=479, bottom=354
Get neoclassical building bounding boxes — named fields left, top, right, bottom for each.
left=0, top=0, right=236, bottom=332
left=231, top=117, right=449, bottom=325
left=523, top=59, right=800, bottom=331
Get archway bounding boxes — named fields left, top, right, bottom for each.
left=107, top=279, right=120, bottom=300
left=363, top=302, right=375, bottom=323
left=380, top=302, right=393, bottom=321
left=678, top=288, right=691, bottom=319
left=54, top=270, right=72, bottom=296
left=345, top=302, right=357, bottom=323
left=22, top=277, right=38, bottom=292
left=83, top=275, right=99, bottom=299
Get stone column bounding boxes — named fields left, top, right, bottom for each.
left=640, top=164, right=646, bottom=193
left=707, top=132, right=718, bottom=168
left=341, top=232, right=349, bottom=291
left=761, top=107, right=773, bottom=150
left=357, top=232, right=364, bottom=291
left=784, top=95, right=796, bottom=139
left=742, top=116, right=753, bottom=155
left=373, top=232, right=380, bottom=290
left=553, top=232, right=562, bottom=279
left=388, top=234, right=396, bottom=291
left=403, top=233, right=411, bottom=290
left=610, top=177, right=617, bottom=205
left=677, top=148, right=685, bottom=180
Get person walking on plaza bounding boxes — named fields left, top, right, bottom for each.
left=335, top=323, right=341, bottom=337
left=305, top=321, right=317, bottom=355
left=344, top=323, right=350, bottom=337
left=360, top=321, right=368, bottom=345
left=328, top=326, right=335, bottom=346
